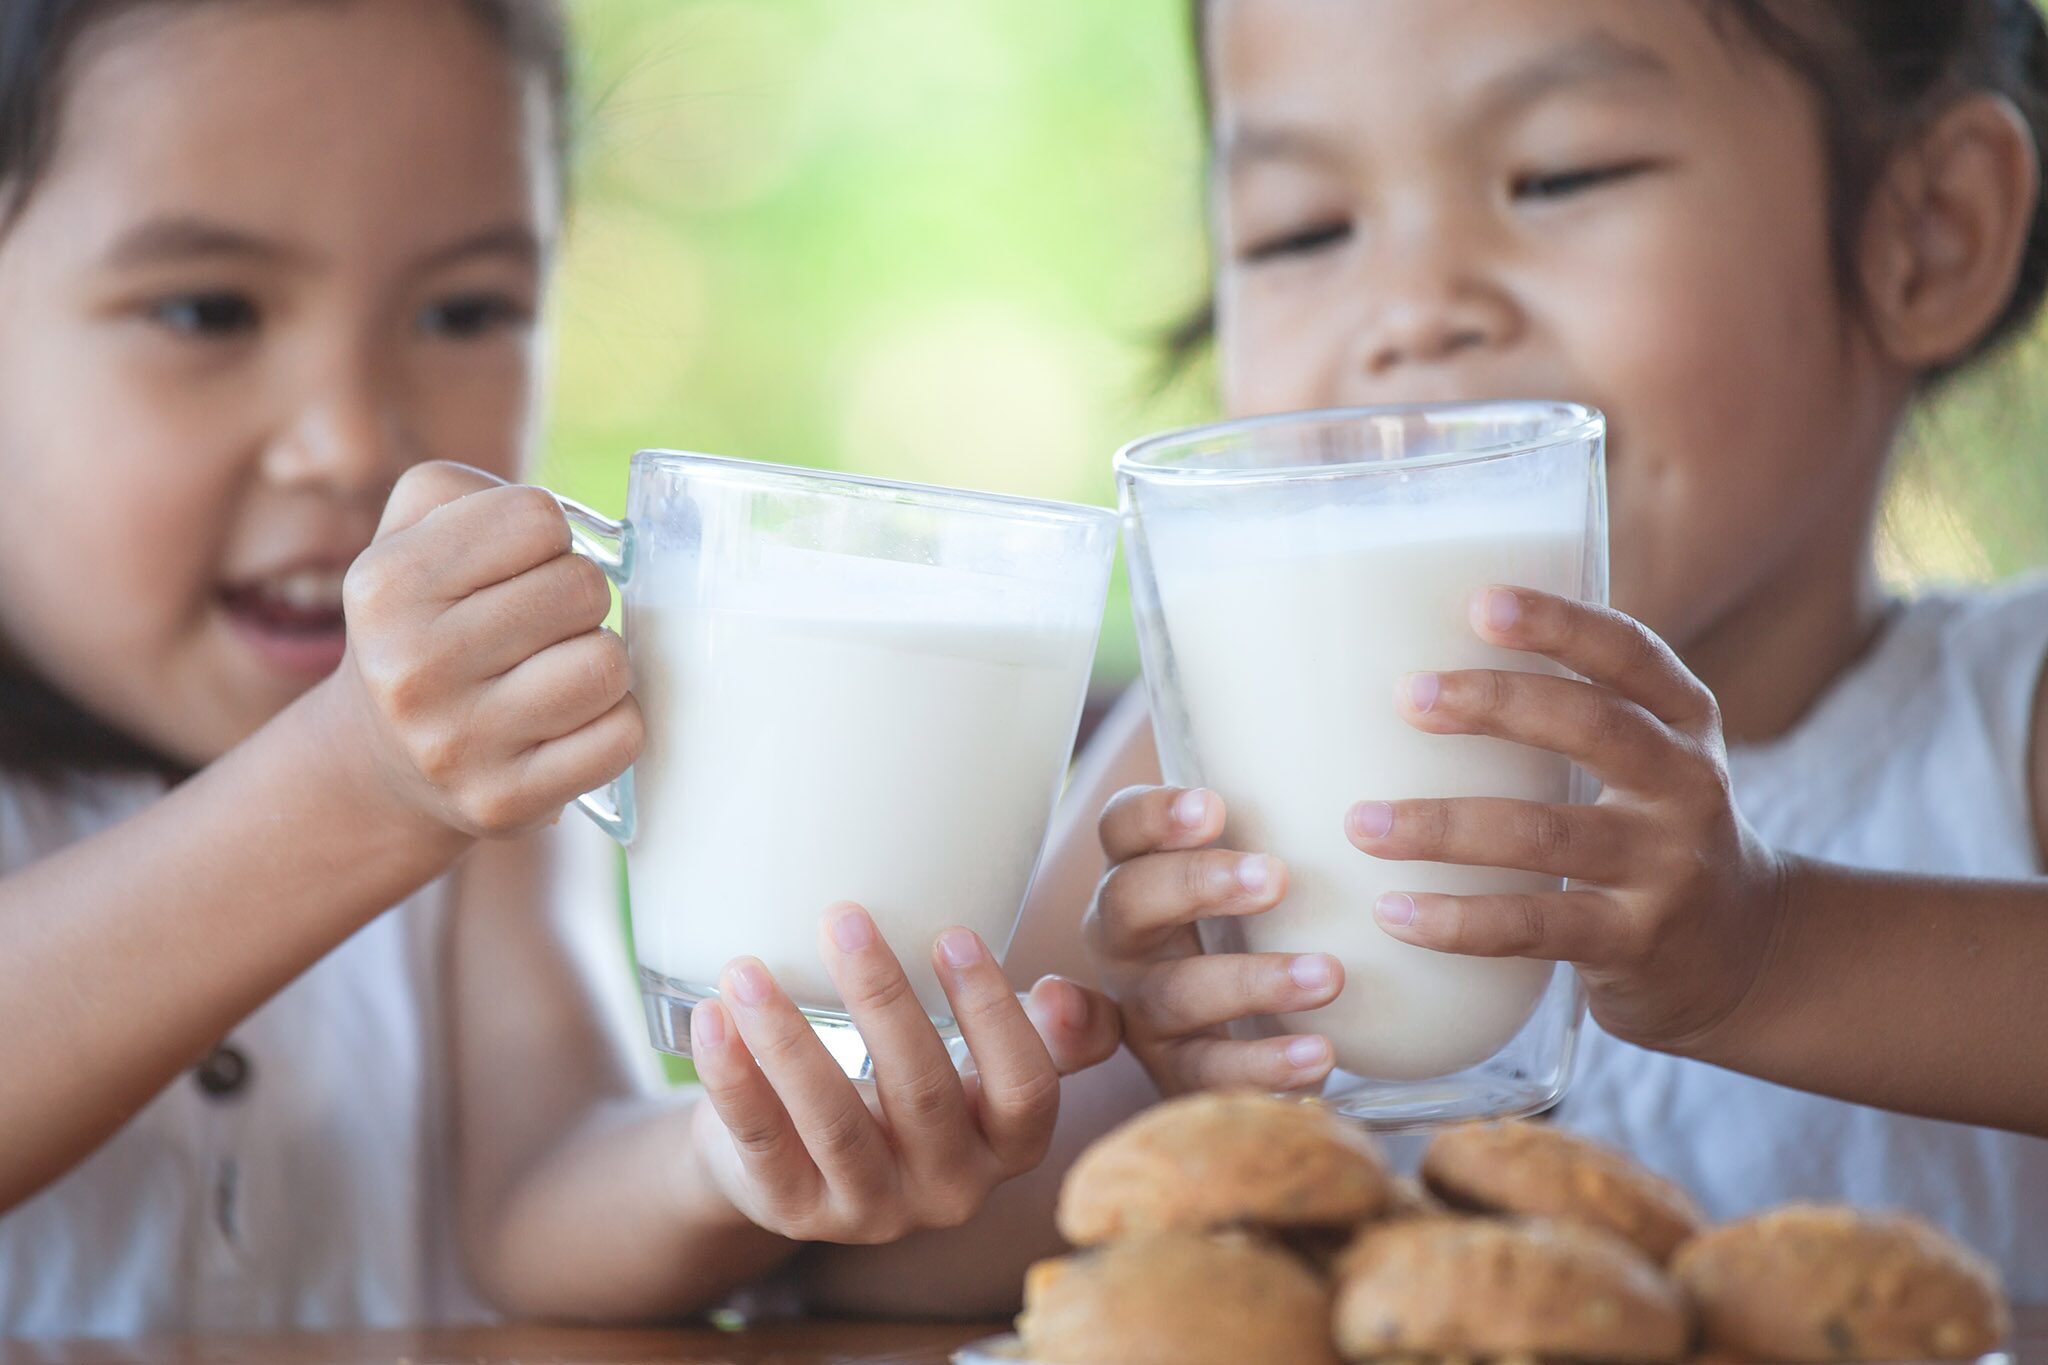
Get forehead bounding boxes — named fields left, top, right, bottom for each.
left=33, top=0, right=554, bottom=256
left=1208, top=0, right=1759, bottom=137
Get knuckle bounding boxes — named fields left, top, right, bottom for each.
left=1179, top=852, right=1224, bottom=905
left=341, top=553, right=392, bottom=616
left=890, top=1061, right=962, bottom=1125
left=921, top=1184, right=987, bottom=1231
left=1512, top=896, right=1548, bottom=953
left=996, top=1065, right=1063, bottom=1129
left=461, top=782, right=532, bottom=835
left=412, top=724, right=466, bottom=784
left=810, top=1104, right=878, bottom=1166
left=1528, top=805, right=1574, bottom=864
left=851, top=963, right=918, bottom=1016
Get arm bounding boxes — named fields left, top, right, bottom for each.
left=1352, top=586, right=2048, bottom=1139
left=0, top=688, right=461, bottom=1212
left=464, top=709, right=1151, bottom=1322
left=1686, top=858, right=2048, bottom=1136
left=448, top=822, right=797, bottom=1321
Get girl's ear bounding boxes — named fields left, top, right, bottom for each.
left=1856, top=93, right=2040, bottom=370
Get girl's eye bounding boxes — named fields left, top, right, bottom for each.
left=148, top=292, right=259, bottom=337
left=419, top=292, right=530, bottom=340
left=1512, top=160, right=1656, bottom=203
left=1240, top=220, right=1353, bottom=265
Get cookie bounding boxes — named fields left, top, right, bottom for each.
left=1018, top=1232, right=1341, bottom=1365
left=1421, top=1120, right=1703, bottom=1262
left=1057, top=1090, right=1391, bottom=1244
left=1332, top=1216, right=1692, bottom=1362
left=1672, top=1204, right=2009, bottom=1361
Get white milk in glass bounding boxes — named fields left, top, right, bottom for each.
left=1153, top=501, right=1587, bottom=1080
left=625, top=548, right=1096, bottom=1020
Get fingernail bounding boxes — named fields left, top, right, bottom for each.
left=828, top=904, right=876, bottom=954
left=1289, top=955, right=1336, bottom=992
left=1284, top=1036, right=1329, bottom=1069
left=1236, top=854, right=1273, bottom=894
left=1482, top=587, right=1522, bottom=633
left=693, top=1000, right=728, bottom=1048
left=727, top=959, right=772, bottom=1007
left=1174, top=789, right=1212, bottom=829
left=1375, top=893, right=1417, bottom=927
left=938, top=928, right=984, bottom=969
left=1405, top=673, right=1441, bottom=712
left=1349, top=801, right=1394, bottom=840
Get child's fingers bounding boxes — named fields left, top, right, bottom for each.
left=370, top=460, right=504, bottom=539
left=1470, top=588, right=1717, bottom=735
left=372, top=481, right=572, bottom=603
left=1089, top=849, right=1285, bottom=956
left=1397, top=669, right=1680, bottom=797
left=815, top=905, right=977, bottom=1187
left=508, top=696, right=642, bottom=815
left=1346, top=797, right=1639, bottom=885
left=1126, top=952, right=1343, bottom=1036
left=1158, top=1033, right=1334, bottom=1094
left=1098, top=785, right=1226, bottom=863
left=1372, top=887, right=1622, bottom=962
left=1023, top=976, right=1124, bottom=1075
left=439, top=552, right=614, bottom=678
left=716, top=957, right=898, bottom=1208
left=688, top=1000, right=824, bottom=1211
left=933, top=928, right=1063, bottom=1177
left=481, top=628, right=632, bottom=749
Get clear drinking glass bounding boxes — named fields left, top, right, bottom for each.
left=558, top=452, right=1117, bottom=1079
left=1117, top=402, right=1608, bottom=1128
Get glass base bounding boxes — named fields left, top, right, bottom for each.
left=639, top=966, right=973, bottom=1082
left=1318, top=1062, right=1569, bottom=1133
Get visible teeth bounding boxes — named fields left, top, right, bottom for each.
left=263, top=570, right=346, bottom=612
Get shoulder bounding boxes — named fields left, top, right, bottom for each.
left=1934, top=574, right=2048, bottom=871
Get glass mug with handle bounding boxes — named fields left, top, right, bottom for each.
left=552, top=451, right=1117, bottom=1078
left=1118, top=402, right=1608, bottom=1128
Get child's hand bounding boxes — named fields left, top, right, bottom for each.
left=1081, top=788, right=1343, bottom=1095
left=687, top=904, right=1120, bottom=1243
left=331, top=462, right=643, bottom=839
left=1351, top=586, right=1786, bottom=1053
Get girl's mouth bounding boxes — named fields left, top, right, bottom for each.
left=218, top=568, right=349, bottom=680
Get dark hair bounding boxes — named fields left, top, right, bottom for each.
left=0, top=0, right=570, bottom=784
left=1171, top=0, right=2048, bottom=376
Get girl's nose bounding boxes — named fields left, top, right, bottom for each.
left=259, top=359, right=411, bottom=495
left=1348, top=226, right=1521, bottom=381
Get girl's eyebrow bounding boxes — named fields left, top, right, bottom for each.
left=414, top=223, right=542, bottom=273
left=101, top=216, right=302, bottom=269
left=1471, top=30, right=1674, bottom=123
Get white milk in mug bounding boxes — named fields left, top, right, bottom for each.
left=1121, top=403, right=1606, bottom=1127
left=1152, top=505, right=1585, bottom=1078
left=551, top=453, right=1117, bottom=1077
left=626, top=590, right=1098, bottom=1019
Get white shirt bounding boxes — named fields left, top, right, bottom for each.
left=0, top=772, right=487, bottom=1337
left=1559, top=576, right=2048, bottom=1297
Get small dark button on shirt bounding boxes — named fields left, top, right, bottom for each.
left=194, top=1044, right=251, bottom=1100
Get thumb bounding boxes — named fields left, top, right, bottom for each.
left=373, top=461, right=508, bottom=542
left=1025, top=976, right=1124, bottom=1075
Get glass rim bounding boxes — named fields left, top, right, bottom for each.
left=632, top=449, right=1117, bottom=531
left=1113, top=400, right=1604, bottom=487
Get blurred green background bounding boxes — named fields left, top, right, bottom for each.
left=534, top=0, right=2048, bottom=685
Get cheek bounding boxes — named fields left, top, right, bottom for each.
left=1552, top=207, right=1857, bottom=637
left=1218, top=267, right=1351, bottom=417
left=406, top=340, right=538, bottom=481
left=0, top=329, right=244, bottom=676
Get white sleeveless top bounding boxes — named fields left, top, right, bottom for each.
left=0, top=773, right=487, bottom=1337
left=1559, top=576, right=2048, bottom=1297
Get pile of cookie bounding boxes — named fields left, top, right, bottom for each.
left=1014, top=1091, right=2010, bottom=1365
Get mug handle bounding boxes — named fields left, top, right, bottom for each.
left=550, top=492, right=638, bottom=845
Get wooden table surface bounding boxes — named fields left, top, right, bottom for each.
left=4, top=1307, right=2044, bottom=1365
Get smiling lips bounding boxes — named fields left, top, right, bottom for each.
left=218, top=566, right=350, bottom=679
